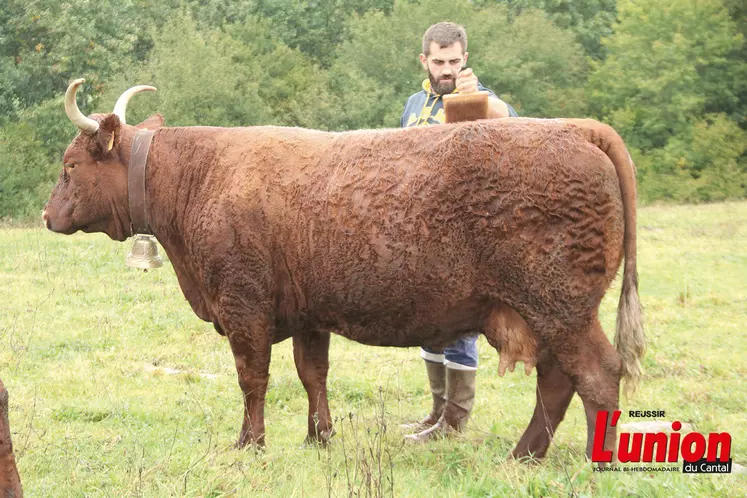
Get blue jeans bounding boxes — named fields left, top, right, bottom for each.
left=421, top=334, right=478, bottom=370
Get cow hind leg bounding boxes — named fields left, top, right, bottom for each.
left=293, top=330, right=334, bottom=445
left=511, top=348, right=575, bottom=461
left=551, top=317, right=621, bottom=463
left=484, top=304, right=575, bottom=460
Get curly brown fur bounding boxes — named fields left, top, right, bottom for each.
left=44, top=113, right=643, bottom=460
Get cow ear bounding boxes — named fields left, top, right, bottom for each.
left=96, top=114, right=122, bottom=155
left=135, top=113, right=165, bottom=130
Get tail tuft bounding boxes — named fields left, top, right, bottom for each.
left=615, top=270, right=645, bottom=399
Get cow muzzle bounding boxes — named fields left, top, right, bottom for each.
left=41, top=205, right=76, bottom=234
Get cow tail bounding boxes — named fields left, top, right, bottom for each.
left=574, top=119, right=645, bottom=398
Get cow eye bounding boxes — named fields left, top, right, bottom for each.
left=65, top=163, right=76, bottom=169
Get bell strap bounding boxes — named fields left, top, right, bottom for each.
left=128, top=129, right=156, bottom=235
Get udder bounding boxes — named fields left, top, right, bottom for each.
left=483, top=303, right=539, bottom=376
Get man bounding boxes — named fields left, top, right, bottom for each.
left=401, top=22, right=517, bottom=441
left=401, top=22, right=517, bottom=127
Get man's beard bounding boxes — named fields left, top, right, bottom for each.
left=429, top=70, right=456, bottom=95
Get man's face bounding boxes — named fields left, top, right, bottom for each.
left=420, top=41, right=468, bottom=95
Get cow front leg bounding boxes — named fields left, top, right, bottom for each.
left=293, top=331, right=334, bottom=444
left=225, top=316, right=272, bottom=448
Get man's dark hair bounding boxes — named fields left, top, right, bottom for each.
left=422, top=22, right=467, bottom=56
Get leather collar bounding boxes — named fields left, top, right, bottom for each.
left=128, top=129, right=156, bottom=235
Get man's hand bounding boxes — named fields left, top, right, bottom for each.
left=456, top=68, right=479, bottom=94
left=455, top=67, right=511, bottom=118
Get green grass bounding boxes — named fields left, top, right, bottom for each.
left=1, top=202, right=746, bottom=497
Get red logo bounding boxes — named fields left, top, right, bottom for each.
left=592, top=410, right=732, bottom=471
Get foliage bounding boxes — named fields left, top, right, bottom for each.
left=0, top=0, right=159, bottom=121
left=327, top=0, right=588, bottom=130
left=467, top=5, right=589, bottom=117
left=0, top=94, right=80, bottom=221
left=106, top=13, right=334, bottom=129
left=0, top=0, right=745, bottom=220
left=0, top=119, right=58, bottom=220
left=476, top=0, right=618, bottom=60
left=634, top=114, right=746, bottom=202
left=588, top=0, right=746, bottom=202
left=250, top=0, right=395, bottom=67
left=112, top=14, right=276, bottom=128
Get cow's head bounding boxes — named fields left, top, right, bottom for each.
left=42, top=79, right=164, bottom=241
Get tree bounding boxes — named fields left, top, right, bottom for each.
left=250, top=0, right=394, bottom=67
left=103, top=13, right=332, bottom=130
left=0, top=118, right=59, bottom=220
left=0, top=0, right=160, bottom=120
left=475, top=0, right=618, bottom=60
left=588, top=0, right=746, bottom=201
left=327, top=0, right=588, bottom=130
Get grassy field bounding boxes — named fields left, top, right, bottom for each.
left=1, top=202, right=745, bottom=497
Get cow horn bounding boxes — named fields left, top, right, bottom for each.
left=113, top=85, right=157, bottom=125
left=64, top=78, right=99, bottom=134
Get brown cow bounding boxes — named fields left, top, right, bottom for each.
left=0, top=378, right=23, bottom=497
left=43, top=79, right=644, bottom=462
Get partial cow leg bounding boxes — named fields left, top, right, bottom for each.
left=224, top=314, right=273, bottom=448
left=0, top=378, right=23, bottom=497
left=552, top=317, right=621, bottom=463
left=293, top=331, right=334, bottom=444
left=511, top=348, right=575, bottom=461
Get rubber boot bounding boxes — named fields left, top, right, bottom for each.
left=405, top=367, right=476, bottom=442
left=400, top=360, right=446, bottom=432
left=441, top=367, right=476, bottom=431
